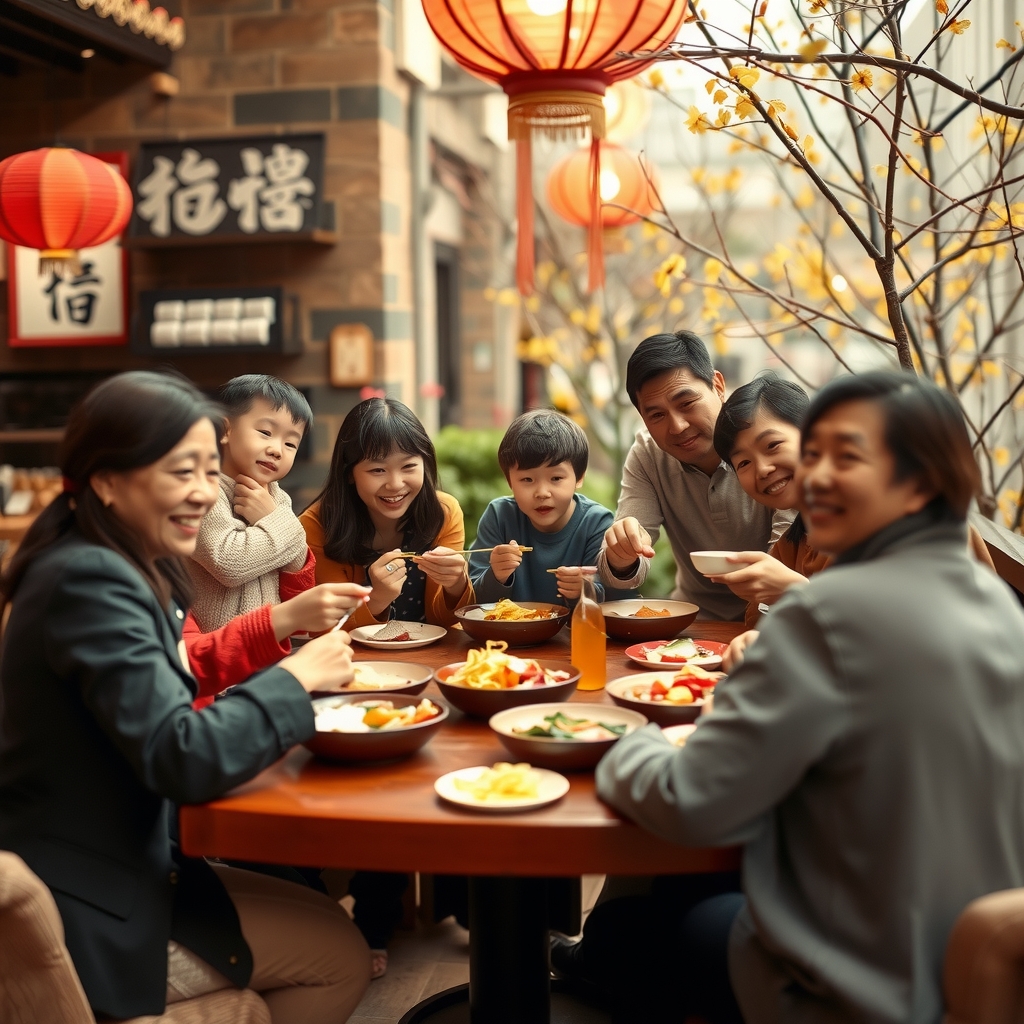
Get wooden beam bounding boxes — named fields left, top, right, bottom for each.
left=969, top=512, right=1024, bottom=599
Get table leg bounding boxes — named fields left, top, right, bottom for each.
left=469, top=876, right=549, bottom=1024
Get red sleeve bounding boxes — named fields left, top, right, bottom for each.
left=183, top=606, right=291, bottom=710
left=279, top=547, right=316, bottom=602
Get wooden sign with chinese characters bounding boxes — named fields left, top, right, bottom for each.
left=5, top=152, right=129, bottom=348
left=128, top=134, right=328, bottom=246
left=329, top=323, right=375, bottom=387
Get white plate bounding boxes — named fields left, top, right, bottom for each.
left=662, top=724, right=697, bottom=747
left=434, top=765, right=570, bottom=812
left=350, top=622, right=447, bottom=650
left=624, top=639, right=726, bottom=671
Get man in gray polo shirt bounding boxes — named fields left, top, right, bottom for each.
left=599, top=331, right=792, bottom=621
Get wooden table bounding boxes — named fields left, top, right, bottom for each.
left=179, top=620, right=745, bottom=1024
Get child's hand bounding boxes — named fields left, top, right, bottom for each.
left=415, top=546, right=469, bottom=596
left=604, top=516, right=655, bottom=569
left=279, top=630, right=355, bottom=693
left=554, top=566, right=584, bottom=601
left=233, top=474, right=276, bottom=524
left=490, top=541, right=522, bottom=585
left=367, top=550, right=407, bottom=616
left=271, top=583, right=371, bottom=640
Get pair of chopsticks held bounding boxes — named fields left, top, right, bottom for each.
left=393, top=546, right=534, bottom=557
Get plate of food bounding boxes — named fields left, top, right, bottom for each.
left=349, top=621, right=447, bottom=650
left=305, top=694, right=448, bottom=762
left=488, top=702, right=647, bottom=770
left=322, top=661, right=433, bottom=696
left=434, top=761, right=569, bottom=812
left=624, top=637, right=728, bottom=670
left=455, top=600, right=569, bottom=646
left=434, top=641, right=579, bottom=717
left=662, top=723, right=697, bottom=747
left=599, top=600, right=699, bottom=641
left=606, top=666, right=721, bottom=725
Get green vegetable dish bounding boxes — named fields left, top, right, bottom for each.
left=514, top=712, right=628, bottom=742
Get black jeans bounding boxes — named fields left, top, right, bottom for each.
left=573, top=872, right=744, bottom=1024
left=349, top=870, right=409, bottom=950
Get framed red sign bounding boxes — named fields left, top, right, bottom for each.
left=6, top=151, right=130, bottom=348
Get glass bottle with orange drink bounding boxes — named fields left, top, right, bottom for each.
left=571, top=572, right=606, bottom=690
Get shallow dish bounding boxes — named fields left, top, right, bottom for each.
left=488, top=702, right=647, bottom=770
left=305, top=694, right=448, bottom=762
left=434, top=661, right=579, bottom=718
left=606, top=673, right=708, bottom=726
left=690, top=551, right=739, bottom=576
left=624, top=639, right=727, bottom=671
left=455, top=602, right=569, bottom=647
left=599, top=600, right=699, bottom=642
left=319, top=661, right=433, bottom=697
left=350, top=622, right=447, bottom=650
left=434, top=765, right=570, bottom=812
left=662, top=724, right=697, bottom=747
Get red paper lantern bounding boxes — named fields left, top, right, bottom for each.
left=548, top=141, right=657, bottom=229
left=421, top=0, right=685, bottom=294
left=0, top=148, right=133, bottom=276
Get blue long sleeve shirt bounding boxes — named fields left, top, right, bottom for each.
left=469, top=494, right=634, bottom=605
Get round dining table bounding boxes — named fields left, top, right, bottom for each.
left=179, top=618, right=745, bottom=1024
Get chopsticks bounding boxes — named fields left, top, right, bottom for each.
left=396, top=547, right=535, bottom=557
left=546, top=566, right=597, bottom=573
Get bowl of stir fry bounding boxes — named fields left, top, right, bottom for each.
left=305, top=694, right=448, bottom=762
left=488, top=703, right=648, bottom=770
left=434, top=641, right=580, bottom=718
left=599, top=599, right=700, bottom=642
left=455, top=599, right=570, bottom=647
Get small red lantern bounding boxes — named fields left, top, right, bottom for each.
left=548, top=141, right=657, bottom=230
left=421, top=0, right=685, bottom=294
left=0, top=148, right=133, bottom=276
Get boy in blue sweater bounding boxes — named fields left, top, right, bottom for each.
left=469, top=409, right=621, bottom=605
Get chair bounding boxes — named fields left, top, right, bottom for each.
left=0, top=850, right=270, bottom=1024
left=944, top=888, right=1024, bottom=1024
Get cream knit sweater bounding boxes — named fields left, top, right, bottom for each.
left=187, top=473, right=308, bottom=632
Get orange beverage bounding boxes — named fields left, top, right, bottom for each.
left=572, top=577, right=606, bottom=690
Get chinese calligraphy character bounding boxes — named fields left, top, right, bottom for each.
left=173, top=149, right=227, bottom=236
left=227, top=148, right=266, bottom=234
left=136, top=149, right=227, bottom=237
left=136, top=155, right=177, bottom=237
left=227, top=143, right=314, bottom=234
left=42, top=261, right=101, bottom=327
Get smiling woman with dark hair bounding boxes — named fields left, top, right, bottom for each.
left=0, top=371, right=370, bottom=1023
left=597, top=371, right=1024, bottom=1024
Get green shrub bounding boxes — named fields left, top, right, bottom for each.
left=434, top=426, right=509, bottom=545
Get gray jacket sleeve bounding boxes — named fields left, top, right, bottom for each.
left=44, top=549, right=314, bottom=806
left=596, top=591, right=848, bottom=846
left=597, top=444, right=664, bottom=592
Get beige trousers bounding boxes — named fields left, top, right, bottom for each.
left=166, top=864, right=371, bottom=1024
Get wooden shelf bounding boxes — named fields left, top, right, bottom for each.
left=0, top=429, right=65, bottom=443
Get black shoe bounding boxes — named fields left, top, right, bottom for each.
left=549, top=933, right=587, bottom=981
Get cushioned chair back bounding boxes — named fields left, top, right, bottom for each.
left=0, top=850, right=94, bottom=1024
left=944, top=889, right=1024, bottom=1024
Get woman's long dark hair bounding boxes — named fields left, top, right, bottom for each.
left=316, top=398, right=445, bottom=565
left=0, top=371, right=222, bottom=614
left=714, top=372, right=810, bottom=546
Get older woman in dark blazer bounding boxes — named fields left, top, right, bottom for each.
left=597, top=372, right=1024, bottom=1024
left=0, top=372, right=370, bottom=1023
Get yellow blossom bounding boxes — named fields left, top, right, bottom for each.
left=705, top=79, right=718, bottom=94
left=648, top=69, right=665, bottom=89
left=798, top=38, right=828, bottom=62
left=668, top=297, right=685, bottom=314
left=686, top=105, right=713, bottom=134
left=713, top=89, right=728, bottom=104
left=728, top=66, right=761, bottom=89
left=735, top=96, right=757, bottom=119
left=654, top=253, right=687, bottom=296
left=704, top=258, right=724, bottom=283
left=993, top=447, right=1010, bottom=467
left=947, top=18, right=970, bottom=34
left=850, top=69, right=873, bottom=91
left=808, top=0, right=826, bottom=12
left=996, top=38, right=1017, bottom=52
left=717, top=108, right=733, bottom=127
left=935, top=0, right=947, bottom=13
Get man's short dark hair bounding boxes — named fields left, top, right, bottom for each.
left=219, top=374, right=313, bottom=434
left=498, top=409, right=589, bottom=480
left=625, top=331, right=715, bottom=410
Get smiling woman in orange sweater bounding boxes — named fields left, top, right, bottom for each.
left=300, top=397, right=474, bottom=631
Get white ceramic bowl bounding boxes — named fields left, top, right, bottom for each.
left=690, top=551, right=739, bottom=576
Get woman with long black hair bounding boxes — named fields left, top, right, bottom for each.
left=0, top=371, right=370, bottom=1023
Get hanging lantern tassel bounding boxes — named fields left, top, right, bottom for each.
left=587, top=136, right=604, bottom=294
left=38, top=251, right=83, bottom=278
left=516, top=133, right=534, bottom=297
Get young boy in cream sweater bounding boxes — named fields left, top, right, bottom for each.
left=188, top=375, right=314, bottom=631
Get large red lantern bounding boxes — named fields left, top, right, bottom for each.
left=0, top=148, right=133, bottom=276
left=548, top=141, right=657, bottom=230
left=421, top=0, right=685, bottom=294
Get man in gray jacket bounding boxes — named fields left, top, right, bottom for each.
left=599, top=331, right=790, bottom=620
